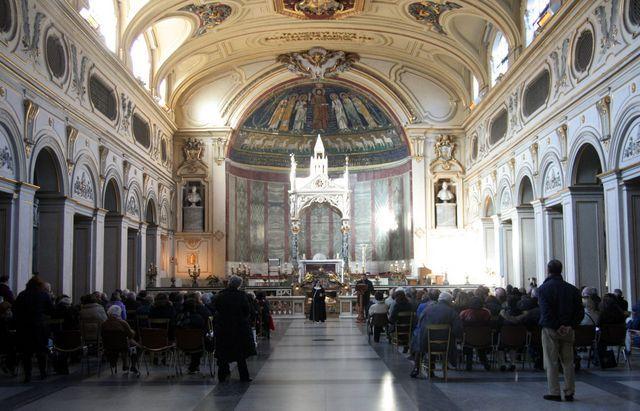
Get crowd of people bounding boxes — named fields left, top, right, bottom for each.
left=365, top=261, right=639, bottom=400
left=0, top=275, right=270, bottom=383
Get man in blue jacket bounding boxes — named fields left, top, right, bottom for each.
left=538, top=260, right=584, bottom=402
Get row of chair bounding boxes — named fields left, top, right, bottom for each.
left=368, top=312, right=633, bottom=378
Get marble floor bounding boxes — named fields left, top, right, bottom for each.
left=1, top=319, right=639, bottom=410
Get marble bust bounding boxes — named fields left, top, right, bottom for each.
left=186, top=186, right=201, bottom=207
left=437, top=182, right=455, bottom=203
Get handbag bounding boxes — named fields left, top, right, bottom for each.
left=268, top=315, right=275, bottom=331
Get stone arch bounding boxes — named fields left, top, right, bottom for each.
left=0, top=108, right=26, bottom=181
left=103, top=177, right=122, bottom=214
left=540, top=153, right=564, bottom=198
left=516, top=173, right=536, bottom=206
left=515, top=166, right=537, bottom=203
left=567, top=131, right=607, bottom=183
left=570, top=143, right=604, bottom=186
left=482, top=190, right=496, bottom=217
left=30, top=140, right=68, bottom=195
left=102, top=167, right=124, bottom=211
left=610, top=97, right=640, bottom=169
left=145, top=196, right=158, bottom=225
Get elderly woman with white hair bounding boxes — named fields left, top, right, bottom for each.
left=213, top=275, right=256, bottom=382
left=101, top=305, right=139, bottom=374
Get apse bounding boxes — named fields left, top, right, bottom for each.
left=226, top=81, right=413, bottom=272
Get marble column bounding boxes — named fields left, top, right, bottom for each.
left=138, top=223, right=147, bottom=292
left=341, top=219, right=350, bottom=271
left=93, top=209, right=107, bottom=294
left=12, top=183, right=37, bottom=290
left=601, top=173, right=626, bottom=294
left=211, top=143, right=227, bottom=275
left=61, top=199, right=76, bottom=298
left=532, top=200, right=547, bottom=285
left=411, top=150, right=428, bottom=275
left=491, top=215, right=504, bottom=284
left=561, top=193, right=577, bottom=285
left=290, top=220, right=300, bottom=272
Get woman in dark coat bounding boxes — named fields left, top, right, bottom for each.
left=13, top=276, right=53, bottom=382
left=309, top=282, right=327, bottom=322
left=214, top=275, right=256, bottom=382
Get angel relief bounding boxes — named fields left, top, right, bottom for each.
left=277, top=47, right=359, bottom=81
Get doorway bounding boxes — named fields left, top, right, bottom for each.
left=127, top=228, right=140, bottom=291
left=73, top=215, right=93, bottom=301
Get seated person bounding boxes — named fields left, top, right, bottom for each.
left=368, top=291, right=389, bottom=343
left=410, top=292, right=462, bottom=378
left=101, top=305, right=138, bottom=373
left=596, top=293, right=627, bottom=361
left=580, top=287, right=600, bottom=326
left=176, top=299, right=207, bottom=374
left=459, top=297, right=491, bottom=371
left=0, top=301, right=16, bottom=375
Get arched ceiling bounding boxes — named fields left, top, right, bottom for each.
left=117, top=0, right=525, bottom=129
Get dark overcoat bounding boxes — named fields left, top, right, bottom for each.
left=214, top=288, right=256, bottom=362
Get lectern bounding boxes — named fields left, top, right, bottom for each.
left=355, top=283, right=369, bottom=323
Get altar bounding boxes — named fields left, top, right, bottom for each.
left=298, top=258, right=344, bottom=283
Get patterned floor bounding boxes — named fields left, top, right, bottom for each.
left=1, top=319, right=639, bottom=410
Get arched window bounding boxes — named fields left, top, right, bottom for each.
left=131, top=34, right=151, bottom=89
left=79, top=0, right=117, bottom=52
left=490, top=32, right=509, bottom=85
left=524, top=0, right=561, bottom=46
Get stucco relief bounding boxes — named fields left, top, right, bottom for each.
left=543, top=164, right=562, bottom=197
left=73, top=170, right=94, bottom=201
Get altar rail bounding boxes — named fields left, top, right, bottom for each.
left=265, top=296, right=306, bottom=318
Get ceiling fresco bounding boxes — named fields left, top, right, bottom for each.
left=230, top=82, right=409, bottom=168
left=274, top=0, right=365, bottom=20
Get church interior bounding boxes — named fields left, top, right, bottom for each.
left=0, top=0, right=640, bottom=409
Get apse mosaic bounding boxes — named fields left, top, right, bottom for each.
left=232, top=83, right=409, bottom=168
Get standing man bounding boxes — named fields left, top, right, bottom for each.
left=356, top=274, right=375, bottom=314
left=214, top=275, right=256, bottom=382
left=538, top=260, right=584, bottom=402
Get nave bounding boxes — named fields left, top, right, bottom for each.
left=1, top=319, right=639, bottom=411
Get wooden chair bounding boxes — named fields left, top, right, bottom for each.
left=460, top=326, right=495, bottom=370
left=52, top=330, right=89, bottom=375
left=498, top=325, right=529, bottom=369
left=599, top=324, right=631, bottom=369
left=79, top=320, right=103, bottom=371
left=426, top=324, right=451, bottom=381
left=367, top=313, right=389, bottom=343
left=175, top=328, right=213, bottom=377
left=149, top=318, right=171, bottom=330
left=391, top=312, right=413, bottom=349
left=139, top=328, right=176, bottom=376
left=573, top=325, right=596, bottom=368
left=99, top=330, right=138, bottom=376
left=136, top=315, right=149, bottom=335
